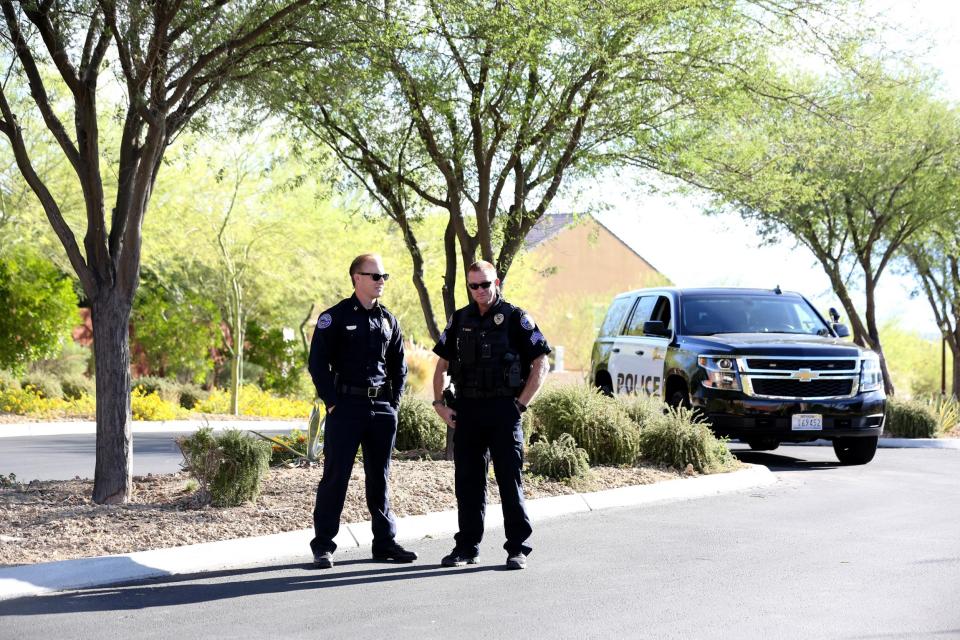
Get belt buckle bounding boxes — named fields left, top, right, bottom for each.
left=367, top=386, right=378, bottom=398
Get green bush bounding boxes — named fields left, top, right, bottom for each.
left=531, top=384, right=641, bottom=465
left=244, top=321, right=305, bottom=396
left=177, top=383, right=208, bottom=410
left=176, top=428, right=271, bottom=506
left=61, top=374, right=95, bottom=400
left=885, top=397, right=938, bottom=438
left=396, top=395, right=446, bottom=451
left=21, top=372, right=63, bottom=400
left=132, top=376, right=180, bottom=403
left=0, top=370, right=21, bottom=392
left=267, top=428, right=310, bottom=465
left=527, top=433, right=590, bottom=480
left=618, top=394, right=668, bottom=429
left=638, top=405, right=734, bottom=473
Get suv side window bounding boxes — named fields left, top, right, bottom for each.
left=625, top=296, right=657, bottom=336
left=598, top=297, right=634, bottom=338
left=650, top=295, right=673, bottom=332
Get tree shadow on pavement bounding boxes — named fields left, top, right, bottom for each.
left=0, top=560, right=501, bottom=615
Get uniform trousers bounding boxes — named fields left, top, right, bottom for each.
left=452, top=396, right=533, bottom=557
left=310, top=397, right=398, bottom=555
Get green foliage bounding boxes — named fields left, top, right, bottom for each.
left=885, top=397, right=938, bottom=438
left=527, top=433, right=590, bottom=481
left=176, top=428, right=271, bottom=507
left=133, top=272, right=221, bottom=384
left=618, top=394, right=669, bottom=429
left=0, top=472, right=19, bottom=488
left=132, top=376, right=181, bottom=403
left=880, top=321, right=948, bottom=397
left=0, top=247, right=78, bottom=373
left=396, top=395, right=447, bottom=451
left=917, top=394, right=960, bottom=436
left=61, top=374, right=94, bottom=400
left=244, top=321, right=304, bottom=396
left=27, top=342, right=92, bottom=379
left=531, top=384, right=641, bottom=465
left=0, top=370, right=21, bottom=392
left=637, top=406, right=735, bottom=473
left=266, top=428, right=310, bottom=465
left=21, top=372, right=63, bottom=400
left=177, top=383, right=208, bottom=410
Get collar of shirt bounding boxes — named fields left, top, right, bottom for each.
left=350, top=292, right=381, bottom=315
left=468, top=295, right=503, bottom=319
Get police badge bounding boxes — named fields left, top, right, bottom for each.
left=494, top=313, right=504, bottom=325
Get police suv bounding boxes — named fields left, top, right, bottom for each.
left=590, top=287, right=886, bottom=465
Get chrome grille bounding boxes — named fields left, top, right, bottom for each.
left=738, top=355, right=861, bottom=399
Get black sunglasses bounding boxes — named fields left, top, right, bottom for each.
left=468, top=281, right=493, bottom=290
left=359, top=272, right=390, bottom=281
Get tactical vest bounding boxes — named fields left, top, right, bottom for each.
left=450, top=305, right=524, bottom=397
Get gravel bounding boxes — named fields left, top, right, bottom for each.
left=0, top=457, right=688, bottom=567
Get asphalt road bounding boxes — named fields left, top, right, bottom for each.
left=1, top=445, right=958, bottom=639
left=0, top=430, right=289, bottom=481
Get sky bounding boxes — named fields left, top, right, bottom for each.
left=568, top=1, right=960, bottom=338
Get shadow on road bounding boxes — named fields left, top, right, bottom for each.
left=0, top=559, right=503, bottom=615
left=731, top=449, right=843, bottom=472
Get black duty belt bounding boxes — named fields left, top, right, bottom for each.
left=457, top=387, right=516, bottom=399
left=337, top=383, right=391, bottom=399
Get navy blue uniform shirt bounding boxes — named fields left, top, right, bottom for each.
left=309, top=294, right=406, bottom=407
left=433, top=296, right=551, bottom=366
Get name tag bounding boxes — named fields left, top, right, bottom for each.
left=346, top=325, right=357, bottom=330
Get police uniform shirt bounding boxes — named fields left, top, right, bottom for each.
left=308, top=293, right=406, bottom=407
left=432, top=295, right=551, bottom=371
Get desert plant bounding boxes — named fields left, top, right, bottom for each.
left=20, top=372, right=63, bottom=400
left=176, top=428, right=271, bottom=506
left=527, top=433, right=590, bottom=480
left=61, top=374, right=95, bottom=400
left=403, top=345, right=436, bottom=394
left=396, top=395, right=446, bottom=451
left=0, top=370, right=21, bottom=392
left=885, top=397, right=938, bottom=438
left=531, top=384, right=641, bottom=465
left=177, top=383, right=208, bottom=410
left=638, top=405, right=735, bottom=473
left=618, top=394, right=669, bottom=429
left=132, top=376, right=181, bottom=403
left=131, top=388, right=179, bottom=421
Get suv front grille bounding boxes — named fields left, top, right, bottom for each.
left=746, top=358, right=857, bottom=371
left=750, top=379, right=855, bottom=398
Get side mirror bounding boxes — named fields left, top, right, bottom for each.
left=829, top=307, right=840, bottom=323
left=643, top=320, right=670, bottom=337
left=832, top=323, right=850, bottom=338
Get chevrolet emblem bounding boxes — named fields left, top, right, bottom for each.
left=791, top=369, right=819, bottom=382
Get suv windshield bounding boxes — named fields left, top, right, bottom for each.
left=680, top=294, right=831, bottom=336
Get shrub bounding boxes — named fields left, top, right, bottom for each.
left=885, top=397, right=938, bottom=438
left=618, top=394, right=668, bottom=429
left=527, top=433, right=590, bottom=480
left=132, top=376, right=181, bottom=403
left=243, top=321, right=304, bottom=396
left=176, top=428, right=271, bottom=506
left=177, top=383, right=208, bottom=410
left=61, top=374, right=95, bottom=400
left=404, top=345, right=436, bottom=394
left=0, top=370, right=21, bottom=392
left=531, top=384, right=641, bottom=465
left=132, top=388, right=179, bottom=421
left=638, top=405, right=735, bottom=473
left=193, top=385, right=313, bottom=418
left=914, top=394, right=960, bottom=436
left=0, top=385, right=95, bottom=418
left=21, top=372, right=63, bottom=400
left=396, top=395, right=446, bottom=451
left=266, top=428, right=310, bottom=465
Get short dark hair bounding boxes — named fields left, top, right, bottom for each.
left=467, top=260, right=497, bottom=280
left=349, top=254, right=380, bottom=280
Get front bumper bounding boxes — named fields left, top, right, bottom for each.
left=692, top=387, right=886, bottom=442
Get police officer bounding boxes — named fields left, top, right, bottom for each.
left=308, top=253, right=417, bottom=569
left=431, top=260, right=551, bottom=570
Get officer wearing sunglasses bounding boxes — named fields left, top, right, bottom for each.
left=431, top=260, right=551, bottom=570
left=307, top=253, right=417, bottom=568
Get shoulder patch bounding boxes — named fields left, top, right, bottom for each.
left=520, top=313, right=535, bottom=331
left=317, top=313, right=333, bottom=330
left=530, top=330, right=545, bottom=345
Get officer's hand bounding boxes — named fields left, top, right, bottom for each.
left=435, top=404, right=457, bottom=429
left=328, top=405, right=336, bottom=415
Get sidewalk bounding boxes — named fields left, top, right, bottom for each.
left=0, top=464, right=776, bottom=601
left=0, top=419, right=304, bottom=438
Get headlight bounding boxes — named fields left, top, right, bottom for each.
left=859, top=353, right=883, bottom=393
left=698, top=355, right=741, bottom=391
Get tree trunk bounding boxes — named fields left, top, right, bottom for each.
left=91, top=291, right=133, bottom=505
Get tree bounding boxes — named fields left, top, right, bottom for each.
left=0, top=0, right=327, bottom=503
left=663, top=68, right=960, bottom=394
left=0, top=246, right=77, bottom=372
left=264, top=0, right=822, bottom=340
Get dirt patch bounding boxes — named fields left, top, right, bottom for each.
left=0, top=458, right=689, bottom=567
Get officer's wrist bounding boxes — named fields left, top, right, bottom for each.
left=514, top=399, right=527, bottom=413
left=432, top=399, right=446, bottom=408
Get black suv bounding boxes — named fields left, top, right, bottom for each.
left=590, top=287, right=885, bottom=464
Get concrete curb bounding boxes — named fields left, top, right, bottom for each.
left=794, top=438, right=960, bottom=450
left=0, top=464, right=775, bottom=601
left=0, top=420, right=304, bottom=438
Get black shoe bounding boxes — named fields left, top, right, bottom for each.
left=441, top=551, right=479, bottom=567
left=313, top=551, right=333, bottom=569
left=372, top=543, right=417, bottom=563
left=506, top=552, right=527, bottom=570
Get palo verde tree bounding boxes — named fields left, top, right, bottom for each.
left=0, top=0, right=332, bottom=503
left=263, top=0, right=830, bottom=340
left=662, top=66, right=960, bottom=395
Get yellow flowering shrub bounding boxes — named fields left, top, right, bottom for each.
left=0, top=386, right=96, bottom=419
left=194, top=386, right=312, bottom=418
left=131, top=388, right=181, bottom=421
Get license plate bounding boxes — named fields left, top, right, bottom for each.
left=791, top=414, right=822, bottom=431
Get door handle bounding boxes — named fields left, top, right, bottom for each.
left=612, top=348, right=620, bottom=353
left=635, top=350, right=645, bottom=356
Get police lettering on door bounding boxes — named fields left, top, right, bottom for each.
left=616, top=372, right=661, bottom=396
